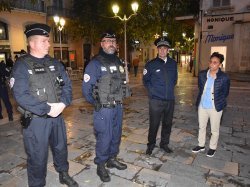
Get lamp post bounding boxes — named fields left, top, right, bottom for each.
left=53, top=15, right=65, bottom=61
left=112, top=2, right=139, bottom=83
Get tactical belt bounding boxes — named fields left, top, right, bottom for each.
left=101, top=101, right=122, bottom=108
left=17, top=106, right=55, bottom=118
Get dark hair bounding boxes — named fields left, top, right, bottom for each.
left=210, top=52, right=224, bottom=63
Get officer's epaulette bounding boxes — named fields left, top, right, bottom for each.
left=17, top=54, right=29, bottom=62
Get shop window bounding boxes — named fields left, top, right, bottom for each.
left=213, top=0, right=230, bottom=7
left=0, top=21, right=8, bottom=40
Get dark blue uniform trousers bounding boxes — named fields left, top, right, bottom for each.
left=23, top=116, right=69, bottom=187
left=0, top=85, right=12, bottom=116
left=93, top=105, right=123, bottom=164
left=148, top=99, right=175, bottom=148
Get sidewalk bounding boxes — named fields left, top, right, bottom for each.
left=0, top=68, right=250, bottom=186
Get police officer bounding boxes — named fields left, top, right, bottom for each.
left=0, top=60, right=13, bottom=121
left=82, top=31, right=131, bottom=182
left=11, top=23, right=78, bottom=187
left=143, top=37, right=178, bottom=155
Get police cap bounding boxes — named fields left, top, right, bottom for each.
left=100, top=31, right=116, bottom=41
left=154, top=37, right=171, bottom=48
left=24, top=23, right=51, bottom=38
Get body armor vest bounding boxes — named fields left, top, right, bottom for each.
left=93, top=55, right=131, bottom=105
left=22, top=55, right=62, bottom=103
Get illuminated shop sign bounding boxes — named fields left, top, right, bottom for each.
left=207, top=17, right=234, bottom=22
left=205, top=34, right=234, bottom=43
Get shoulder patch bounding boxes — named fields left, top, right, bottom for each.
left=84, top=74, right=90, bottom=82
left=9, top=78, right=15, bottom=88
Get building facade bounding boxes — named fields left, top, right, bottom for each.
left=198, top=0, right=250, bottom=72
left=0, top=0, right=85, bottom=69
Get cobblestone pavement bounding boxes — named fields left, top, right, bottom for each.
left=1, top=67, right=250, bottom=187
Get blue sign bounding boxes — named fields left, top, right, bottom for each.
left=205, top=34, right=234, bottom=43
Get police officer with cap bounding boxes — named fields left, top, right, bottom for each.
left=143, top=36, right=178, bottom=155
left=11, top=23, right=78, bottom=187
left=82, top=31, right=131, bottom=182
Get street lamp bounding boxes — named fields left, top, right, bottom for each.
left=53, top=15, right=65, bottom=61
left=112, top=2, right=139, bottom=83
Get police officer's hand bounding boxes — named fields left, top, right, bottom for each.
left=47, top=102, right=66, bottom=117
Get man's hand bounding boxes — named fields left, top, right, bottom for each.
left=47, top=102, right=66, bottom=117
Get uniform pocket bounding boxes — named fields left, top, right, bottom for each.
left=93, top=109, right=106, bottom=133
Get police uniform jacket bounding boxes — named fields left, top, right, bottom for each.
left=143, top=56, right=177, bottom=101
left=196, top=68, right=230, bottom=112
left=82, top=49, right=124, bottom=105
left=12, top=54, right=72, bottom=116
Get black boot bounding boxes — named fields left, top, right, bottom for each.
left=106, top=158, right=127, bottom=170
left=0, top=114, right=3, bottom=119
left=97, top=163, right=110, bottom=182
left=59, top=171, right=79, bottom=187
left=8, top=114, right=13, bottom=121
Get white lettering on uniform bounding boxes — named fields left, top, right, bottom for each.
left=156, top=69, right=160, bottom=72
left=84, top=74, right=90, bottom=82
left=28, top=70, right=33, bottom=74
left=101, top=66, right=107, bottom=71
left=143, top=69, right=147, bottom=75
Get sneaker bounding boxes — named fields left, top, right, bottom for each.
left=192, top=146, right=205, bottom=153
left=206, top=149, right=216, bottom=157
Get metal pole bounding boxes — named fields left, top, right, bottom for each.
left=59, top=30, right=63, bottom=61
left=124, top=20, right=129, bottom=83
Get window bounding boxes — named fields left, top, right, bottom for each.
left=213, top=0, right=230, bottom=7
left=0, top=21, right=8, bottom=40
left=53, top=26, right=68, bottom=44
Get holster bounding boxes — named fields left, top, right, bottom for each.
left=17, top=106, right=33, bottom=128
left=20, top=114, right=32, bottom=129
left=94, top=103, right=101, bottom=112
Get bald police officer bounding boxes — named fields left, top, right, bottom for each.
left=82, top=31, right=131, bottom=182
left=11, top=23, right=78, bottom=187
left=143, top=37, right=178, bottom=155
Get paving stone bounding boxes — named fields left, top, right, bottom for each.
left=159, top=160, right=209, bottom=183
left=207, top=170, right=250, bottom=187
left=232, top=151, right=250, bottom=165
left=0, top=153, right=25, bottom=171
left=134, top=155, right=163, bottom=170
left=193, top=154, right=238, bottom=176
left=126, top=142, right=147, bottom=154
left=161, top=148, right=194, bottom=165
left=239, top=163, right=250, bottom=178
left=108, top=163, right=142, bottom=180
left=135, top=168, right=171, bottom=186
left=125, top=133, right=147, bottom=144
left=168, top=174, right=209, bottom=187
left=220, top=134, right=245, bottom=145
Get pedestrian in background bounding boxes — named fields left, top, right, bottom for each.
left=143, top=37, right=178, bottom=155
left=132, top=58, right=140, bottom=77
left=11, top=23, right=78, bottom=187
left=6, top=55, right=14, bottom=69
left=192, top=52, right=230, bottom=157
left=0, top=60, right=13, bottom=121
left=82, top=31, right=131, bottom=182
